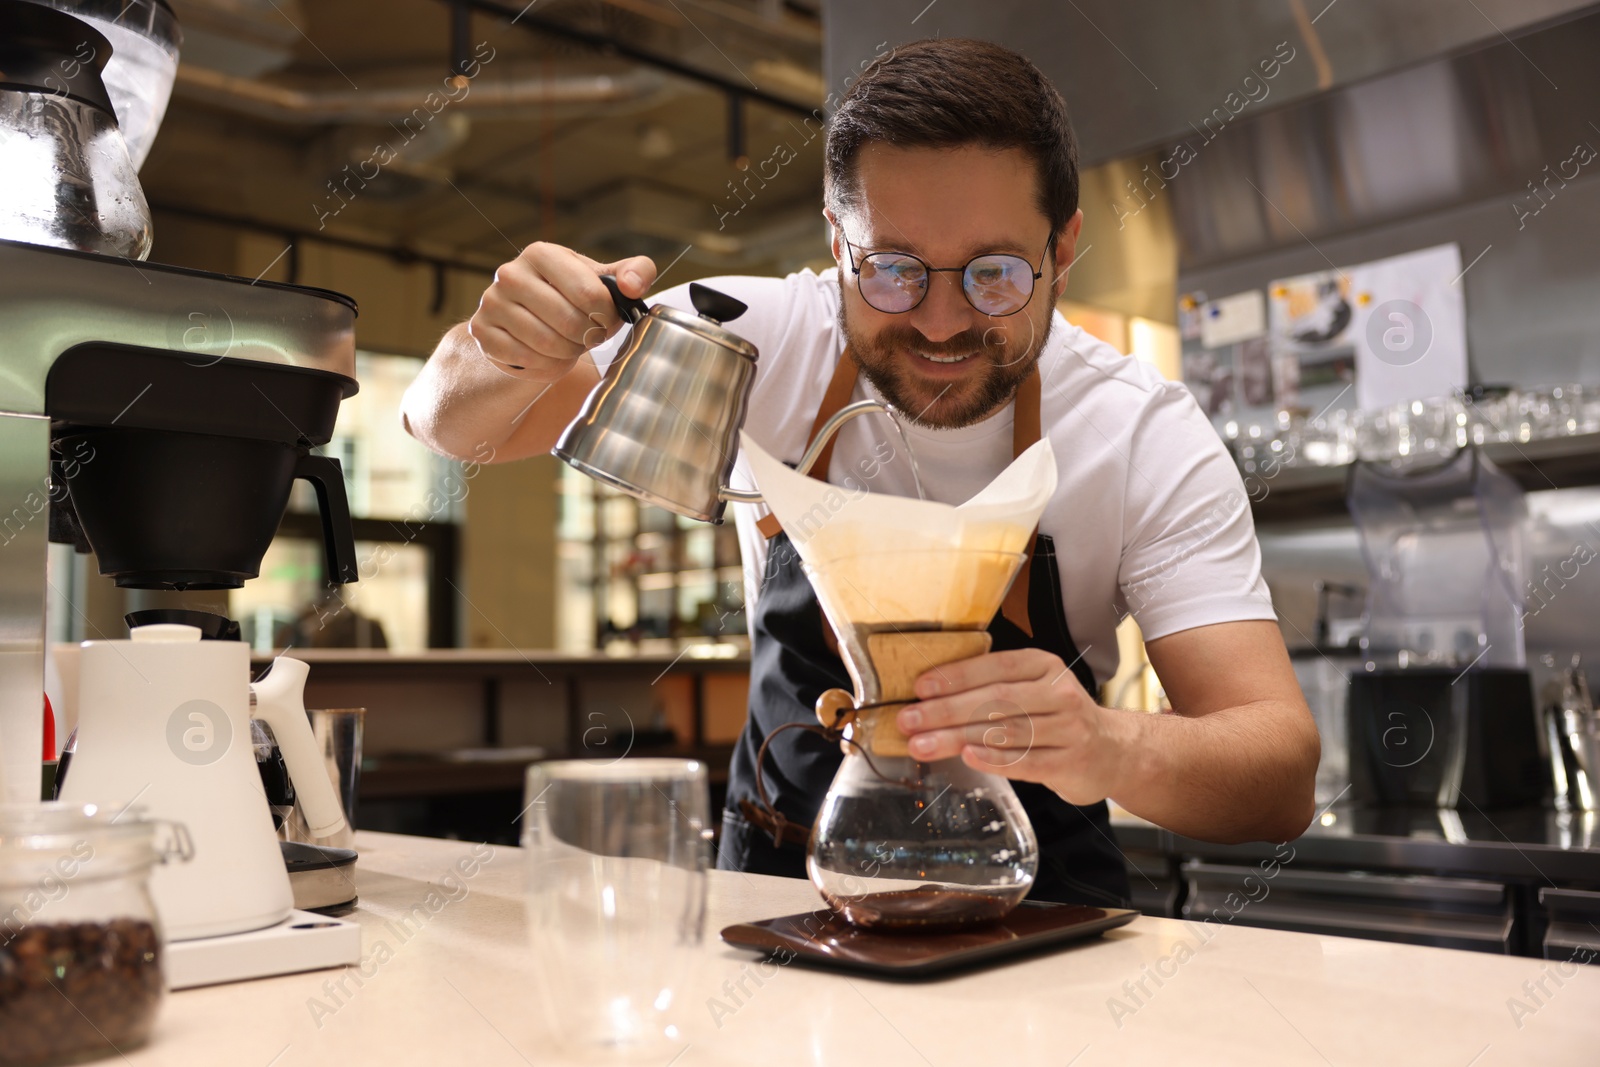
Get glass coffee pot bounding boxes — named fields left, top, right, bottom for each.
left=753, top=546, right=1042, bottom=930
left=0, top=2, right=154, bottom=259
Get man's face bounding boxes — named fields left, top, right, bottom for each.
left=831, top=144, right=1083, bottom=429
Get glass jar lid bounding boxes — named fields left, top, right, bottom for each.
left=0, top=802, right=186, bottom=886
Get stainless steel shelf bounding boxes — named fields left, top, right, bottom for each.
left=1111, top=805, right=1600, bottom=885
left=1249, top=433, right=1600, bottom=523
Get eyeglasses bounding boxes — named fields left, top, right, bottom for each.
left=841, top=230, right=1053, bottom=317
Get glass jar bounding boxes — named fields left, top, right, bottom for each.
left=0, top=803, right=189, bottom=1066
left=1356, top=404, right=1398, bottom=462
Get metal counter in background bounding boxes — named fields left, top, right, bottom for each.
left=1260, top=486, right=1600, bottom=680
left=1110, top=805, right=1600, bottom=963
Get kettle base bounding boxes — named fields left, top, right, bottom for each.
left=165, top=909, right=361, bottom=990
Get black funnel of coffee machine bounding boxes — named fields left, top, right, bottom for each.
left=46, top=343, right=360, bottom=590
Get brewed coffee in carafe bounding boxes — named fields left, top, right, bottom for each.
left=743, top=435, right=1058, bottom=929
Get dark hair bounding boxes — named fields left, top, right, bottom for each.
left=824, top=38, right=1080, bottom=234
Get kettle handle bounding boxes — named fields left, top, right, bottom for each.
left=293, top=453, right=360, bottom=586
left=599, top=274, right=651, bottom=325
left=254, top=656, right=348, bottom=838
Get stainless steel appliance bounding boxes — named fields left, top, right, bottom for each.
left=1345, top=449, right=1546, bottom=808
left=0, top=0, right=365, bottom=991
left=0, top=239, right=362, bottom=800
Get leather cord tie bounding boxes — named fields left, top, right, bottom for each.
left=743, top=703, right=919, bottom=850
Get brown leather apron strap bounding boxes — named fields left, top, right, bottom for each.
left=1001, top=366, right=1044, bottom=638
left=758, top=347, right=862, bottom=541
left=800, top=346, right=863, bottom=493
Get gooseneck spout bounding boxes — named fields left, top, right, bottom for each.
left=719, top=399, right=924, bottom=504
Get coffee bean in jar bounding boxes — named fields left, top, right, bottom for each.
left=0, top=919, right=162, bottom=1065
left=1, top=803, right=189, bottom=1067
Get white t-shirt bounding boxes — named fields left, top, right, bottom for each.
left=591, top=267, right=1274, bottom=685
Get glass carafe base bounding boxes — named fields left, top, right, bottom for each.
left=807, top=752, right=1037, bottom=930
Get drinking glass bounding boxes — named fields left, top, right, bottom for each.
left=279, top=708, right=364, bottom=849
left=1408, top=395, right=1461, bottom=458
left=1458, top=386, right=1514, bottom=445
left=521, top=759, right=710, bottom=1061
left=1301, top=410, right=1352, bottom=467
left=1576, top=384, right=1600, bottom=435
left=1516, top=388, right=1557, bottom=441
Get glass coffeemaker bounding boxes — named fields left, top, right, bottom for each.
left=741, top=434, right=1059, bottom=930
left=801, top=545, right=1040, bottom=929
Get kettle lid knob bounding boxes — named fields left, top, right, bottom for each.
left=690, top=283, right=747, bottom=324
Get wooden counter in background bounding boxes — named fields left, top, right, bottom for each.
left=254, top=647, right=751, bottom=839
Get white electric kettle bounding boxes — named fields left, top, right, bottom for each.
left=57, top=623, right=346, bottom=940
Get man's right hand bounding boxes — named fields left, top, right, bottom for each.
left=467, top=243, right=658, bottom=383
left=402, top=244, right=658, bottom=463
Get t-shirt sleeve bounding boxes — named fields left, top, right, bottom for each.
left=1115, top=382, right=1276, bottom=640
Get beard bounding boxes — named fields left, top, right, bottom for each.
left=837, top=290, right=1053, bottom=430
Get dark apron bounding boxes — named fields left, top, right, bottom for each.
left=720, top=350, right=1132, bottom=909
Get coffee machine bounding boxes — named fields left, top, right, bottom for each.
left=1345, top=448, right=1547, bottom=808
left=0, top=242, right=367, bottom=984
left=0, top=0, right=367, bottom=987
left=0, top=237, right=361, bottom=804
left=0, top=0, right=356, bottom=801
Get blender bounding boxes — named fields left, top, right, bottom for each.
left=1345, top=448, right=1547, bottom=808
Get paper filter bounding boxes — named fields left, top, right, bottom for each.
left=740, top=433, right=1058, bottom=630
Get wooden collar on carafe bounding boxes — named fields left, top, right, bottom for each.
left=757, top=347, right=1045, bottom=638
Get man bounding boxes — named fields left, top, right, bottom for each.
left=402, top=38, right=1319, bottom=907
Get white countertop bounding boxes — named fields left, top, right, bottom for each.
left=134, top=832, right=1599, bottom=1066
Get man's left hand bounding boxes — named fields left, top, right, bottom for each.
left=895, top=648, right=1140, bottom=807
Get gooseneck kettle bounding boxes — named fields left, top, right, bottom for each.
left=554, top=276, right=894, bottom=523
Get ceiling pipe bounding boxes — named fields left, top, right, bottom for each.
left=149, top=201, right=504, bottom=276
left=445, top=0, right=819, bottom=118
left=172, top=63, right=668, bottom=124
